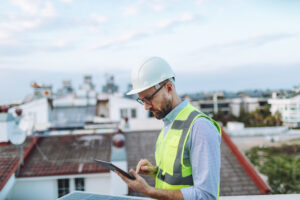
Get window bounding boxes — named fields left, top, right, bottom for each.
left=200, top=104, right=213, bottom=109
left=131, top=109, right=137, bottom=118
left=58, top=179, right=69, bottom=198
left=218, top=103, right=229, bottom=108
left=259, top=101, right=267, bottom=106
left=75, top=178, right=85, bottom=191
left=120, top=108, right=128, bottom=118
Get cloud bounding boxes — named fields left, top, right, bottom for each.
left=10, top=0, right=56, bottom=17
left=157, top=13, right=199, bottom=29
left=0, top=38, right=76, bottom=56
left=3, top=0, right=56, bottom=37
left=90, top=14, right=108, bottom=23
left=60, top=0, right=74, bottom=3
left=86, top=31, right=147, bottom=50
left=0, top=0, right=57, bottom=52
left=11, top=0, right=40, bottom=15
left=40, top=1, right=56, bottom=17
left=194, top=0, right=209, bottom=6
left=0, top=17, right=43, bottom=35
left=122, top=6, right=140, bottom=16
left=199, top=33, right=298, bottom=52
left=0, top=31, right=10, bottom=39
left=121, top=0, right=167, bottom=16
left=150, top=4, right=165, bottom=12
left=87, top=12, right=202, bottom=51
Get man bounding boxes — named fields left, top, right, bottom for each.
left=115, top=57, right=221, bottom=200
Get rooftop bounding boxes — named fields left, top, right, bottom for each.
left=0, top=137, right=37, bottom=190
left=18, top=134, right=112, bottom=177
left=125, top=129, right=268, bottom=197
left=0, top=128, right=270, bottom=198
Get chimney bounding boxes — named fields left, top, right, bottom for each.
left=110, top=131, right=128, bottom=195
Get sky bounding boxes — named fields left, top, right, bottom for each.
left=0, top=0, right=300, bottom=104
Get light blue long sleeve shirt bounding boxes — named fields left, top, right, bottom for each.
left=162, top=99, right=221, bottom=200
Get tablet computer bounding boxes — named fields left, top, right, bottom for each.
left=94, top=159, right=135, bottom=180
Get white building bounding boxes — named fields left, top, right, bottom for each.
left=97, top=93, right=150, bottom=121
left=10, top=97, right=52, bottom=132
left=190, top=93, right=231, bottom=115
left=50, top=76, right=98, bottom=129
left=230, top=97, right=268, bottom=117
left=268, top=94, right=300, bottom=128
left=190, top=92, right=268, bottom=117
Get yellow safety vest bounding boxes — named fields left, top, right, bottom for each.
left=155, top=103, right=222, bottom=198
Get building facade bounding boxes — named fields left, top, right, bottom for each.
left=268, top=94, right=300, bottom=128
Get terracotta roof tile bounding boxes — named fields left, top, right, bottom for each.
left=0, top=137, right=36, bottom=191
left=18, top=134, right=111, bottom=177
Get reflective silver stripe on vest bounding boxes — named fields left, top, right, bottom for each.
left=157, top=110, right=200, bottom=185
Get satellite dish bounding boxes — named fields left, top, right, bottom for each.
left=8, top=123, right=26, bottom=145
left=6, top=116, right=26, bottom=174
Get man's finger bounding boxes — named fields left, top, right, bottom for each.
left=136, top=160, right=142, bottom=173
left=136, top=159, right=148, bottom=173
left=130, top=168, right=138, bottom=178
left=141, top=166, right=149, bottom=171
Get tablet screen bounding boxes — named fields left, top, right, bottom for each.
left=94, top=159, right=135, bottom=180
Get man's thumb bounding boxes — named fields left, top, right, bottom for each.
left=130, top=168, right=137, bottom=177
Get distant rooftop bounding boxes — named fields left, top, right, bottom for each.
left=182, top=90, right=275, bottom=101
left=0, top=137, right=37, bottom=190
left=18, top=134, right=112, bottom=177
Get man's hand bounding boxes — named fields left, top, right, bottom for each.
left=136, top=159, right=157, bottom=177
left=115, top=169, right=150, bottom=195
left=115, top=168, right=184, bottom=200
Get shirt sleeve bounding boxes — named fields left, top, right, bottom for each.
left=180, top=118, right=221, bottom=200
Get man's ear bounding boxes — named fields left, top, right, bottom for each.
left=165, top=81, right=173, bottom=93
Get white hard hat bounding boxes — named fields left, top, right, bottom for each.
left=127, top=57, right=176, bottom=95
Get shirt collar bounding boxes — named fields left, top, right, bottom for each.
left=162, top=99, right=188, bottom=126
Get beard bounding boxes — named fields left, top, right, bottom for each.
left=150, top=100, right=173, bottom=120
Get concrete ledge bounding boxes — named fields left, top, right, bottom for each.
left=220, top=194, right=300, bottom=200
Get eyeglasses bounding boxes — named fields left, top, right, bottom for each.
left=136, top=82, right=167, bottom=105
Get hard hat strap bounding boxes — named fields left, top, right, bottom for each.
left=154, top=84, right=160, bottom=89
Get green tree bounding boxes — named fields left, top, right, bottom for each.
left=246, top=145, right=300, bottom=194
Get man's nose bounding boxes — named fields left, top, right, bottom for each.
left=144, top=102, right=152, bottom=110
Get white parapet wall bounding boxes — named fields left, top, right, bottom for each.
left=220, top=194, right=300, bottom=200
left=225, top=124, right=288, bottom=137
left=7, top=173, right=111, bottom=200
left=110, top=161, right=128, bottom=195
left=0, top=174, right=15, bottom=200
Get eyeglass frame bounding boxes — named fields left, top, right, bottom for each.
left=136, top=81, right=168, bottom=105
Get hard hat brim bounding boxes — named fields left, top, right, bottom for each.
left=126, top=76, right=175, bottom=96
left=126, top=85, right=153, bottom=95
